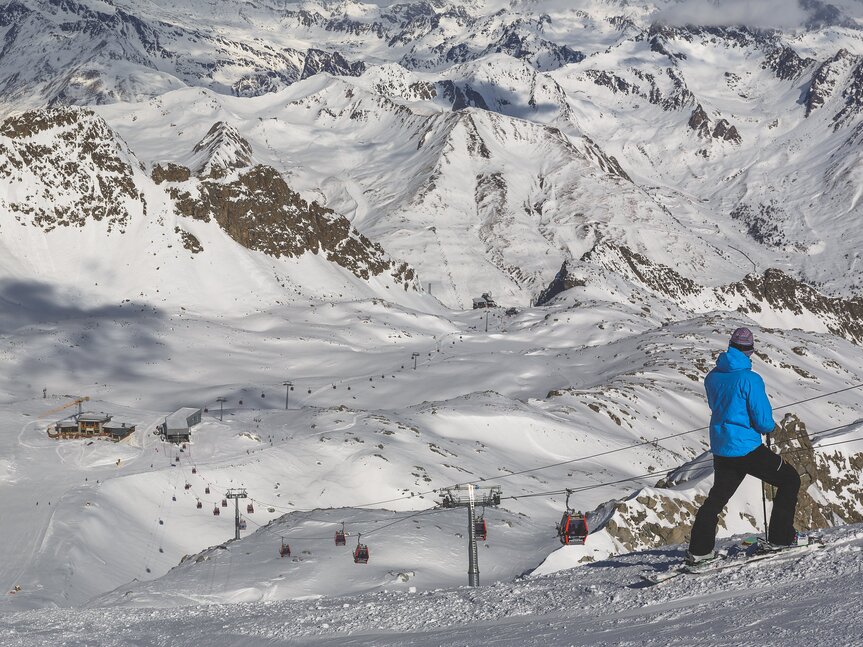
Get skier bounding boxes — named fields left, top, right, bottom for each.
left=686, top=327, right=802, bottom=565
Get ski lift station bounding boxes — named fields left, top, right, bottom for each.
left=48, top=413, right=136, bottom=441
left=156, top=407, right=203, bottom=443
left=471, top=292, right=496, bottom=309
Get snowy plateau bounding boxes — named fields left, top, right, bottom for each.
left=2, top=0, right=863, bottom=644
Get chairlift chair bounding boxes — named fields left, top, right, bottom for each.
left=557, top=490, right=589, bottom=545
left=353, top=533, right=370, bottom=564
left=335, top=522, right=347, bottom=546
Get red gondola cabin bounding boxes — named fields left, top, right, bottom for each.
left=354, top=543, right=370, bottom=564
left=558, top=511, right=588, bottom=545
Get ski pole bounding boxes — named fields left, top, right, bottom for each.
left=762, top=432, right=771, bottom=539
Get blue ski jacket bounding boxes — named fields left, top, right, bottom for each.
left=704, top=347, right=776, bottom=457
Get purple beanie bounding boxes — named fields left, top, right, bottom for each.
left=729, top=327, right=755, bottom=356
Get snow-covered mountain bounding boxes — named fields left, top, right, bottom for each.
left=6, top=0, right=863, bottom=307
left=3, top=1, right=863, bottom=643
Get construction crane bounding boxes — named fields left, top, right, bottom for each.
left=39, top=395, right=90, bottom=419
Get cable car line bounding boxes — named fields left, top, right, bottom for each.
left=160, top=384, right=862, bottom=552
left=179, top=382, right=863, bottom=522
left=499, top=425, right=863, bottom=503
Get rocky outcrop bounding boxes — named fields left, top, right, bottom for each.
left=763, top=46, right=815, bottom=81
left=190, top=122, right=254, bottom=178
left=599, top=414, right=863, bottom=552
left=0, top=107, right=142, bottom=232
left=300, top=49, right=366, bottom=81
left=584, top=67, right=694, bottom=112
left=720, top=269, right=863, bottom=344
left=804, top=49, right=856, bottom=117
left=687, top=104, right=741, bottom=143
left=558, top=243, right=863, bottom=345
left=534, top=261, right=586, bottom=306
left=151, top=163, right=191, bottom=185
left=438, top=81, right=490, bottom=111
left=165, top=163, right=415, bottom=285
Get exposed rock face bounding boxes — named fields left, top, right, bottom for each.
left=770, top=415, right=860, bottom=527
left=175, top=226, right=203, bottom=254
left=832, top=60, right=863, bottom=127
left=804, top=49, right=856, bottom=117
left=604, top=493, right=706, bottom=552
left=687, top=104, right=741, bottom=143
left=0, top=107, right=142, bottom=232
left=574, top=243, right=863, bottom=344
left=535, top=261, right=586, bottom=306
left=151, top=163, right=191, bottom=185
left=190, top=122, right=254, bottom=178
left=301, top=49, right=367, bottom=81
left=584, top=67, right=694, bottom=112
left=763, top=46, right=815, bottom=80
left=438, top=81, right=490, bottom=111
left=599, top=414, right=863, bottom=552
left=729, top=203, right=790, bottom=247
left=166, top=163, right=415, bottom=285
left=688, top=104, right=711, bottom=137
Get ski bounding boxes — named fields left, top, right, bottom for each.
left=639, top=538, right=825, bottom=586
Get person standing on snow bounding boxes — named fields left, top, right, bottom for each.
left=686, top=327, right=802, bottom=564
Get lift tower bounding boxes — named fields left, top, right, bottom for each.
left=439, top=484, right=502, bottom=587
left=225, top=488, right=248, bottom=540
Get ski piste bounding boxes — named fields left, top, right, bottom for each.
left=639, top=537, right=826, bottom=586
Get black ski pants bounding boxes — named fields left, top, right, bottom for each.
left=689, top=444, right=800, bottom=556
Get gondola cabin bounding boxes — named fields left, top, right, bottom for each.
left=474, top=517, right=488, bottom=541
left=280, top=541, right=291, bottom=558
left=558, top=511, right=589, bottom=545
left=353, top=543, right=370, bottom=564
left=239, top=519, right=247, bottom=530
left=247, top=502, right=254, bottom=513
left=196, top=501, right=202, bottom=509
left=213, top=506, right=220, bottom=516
left=335, top=523, right=347, bottom=546
left=221, top=499, right=228, bottom=507
left=205, top=486, right=210, bottom=494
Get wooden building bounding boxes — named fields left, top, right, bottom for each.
left=49, top=413, right=135, bottom=441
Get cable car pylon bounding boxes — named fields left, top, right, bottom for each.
left=225, top=488, right=248, bottom=540
left=439, top=484, right=501, bottom=587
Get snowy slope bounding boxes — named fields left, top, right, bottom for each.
left=2, top=281, right=863, bottom=610
left=3, top=524, right=863, bottom=645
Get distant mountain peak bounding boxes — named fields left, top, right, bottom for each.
left=191, top=122, right=254, bottom=178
